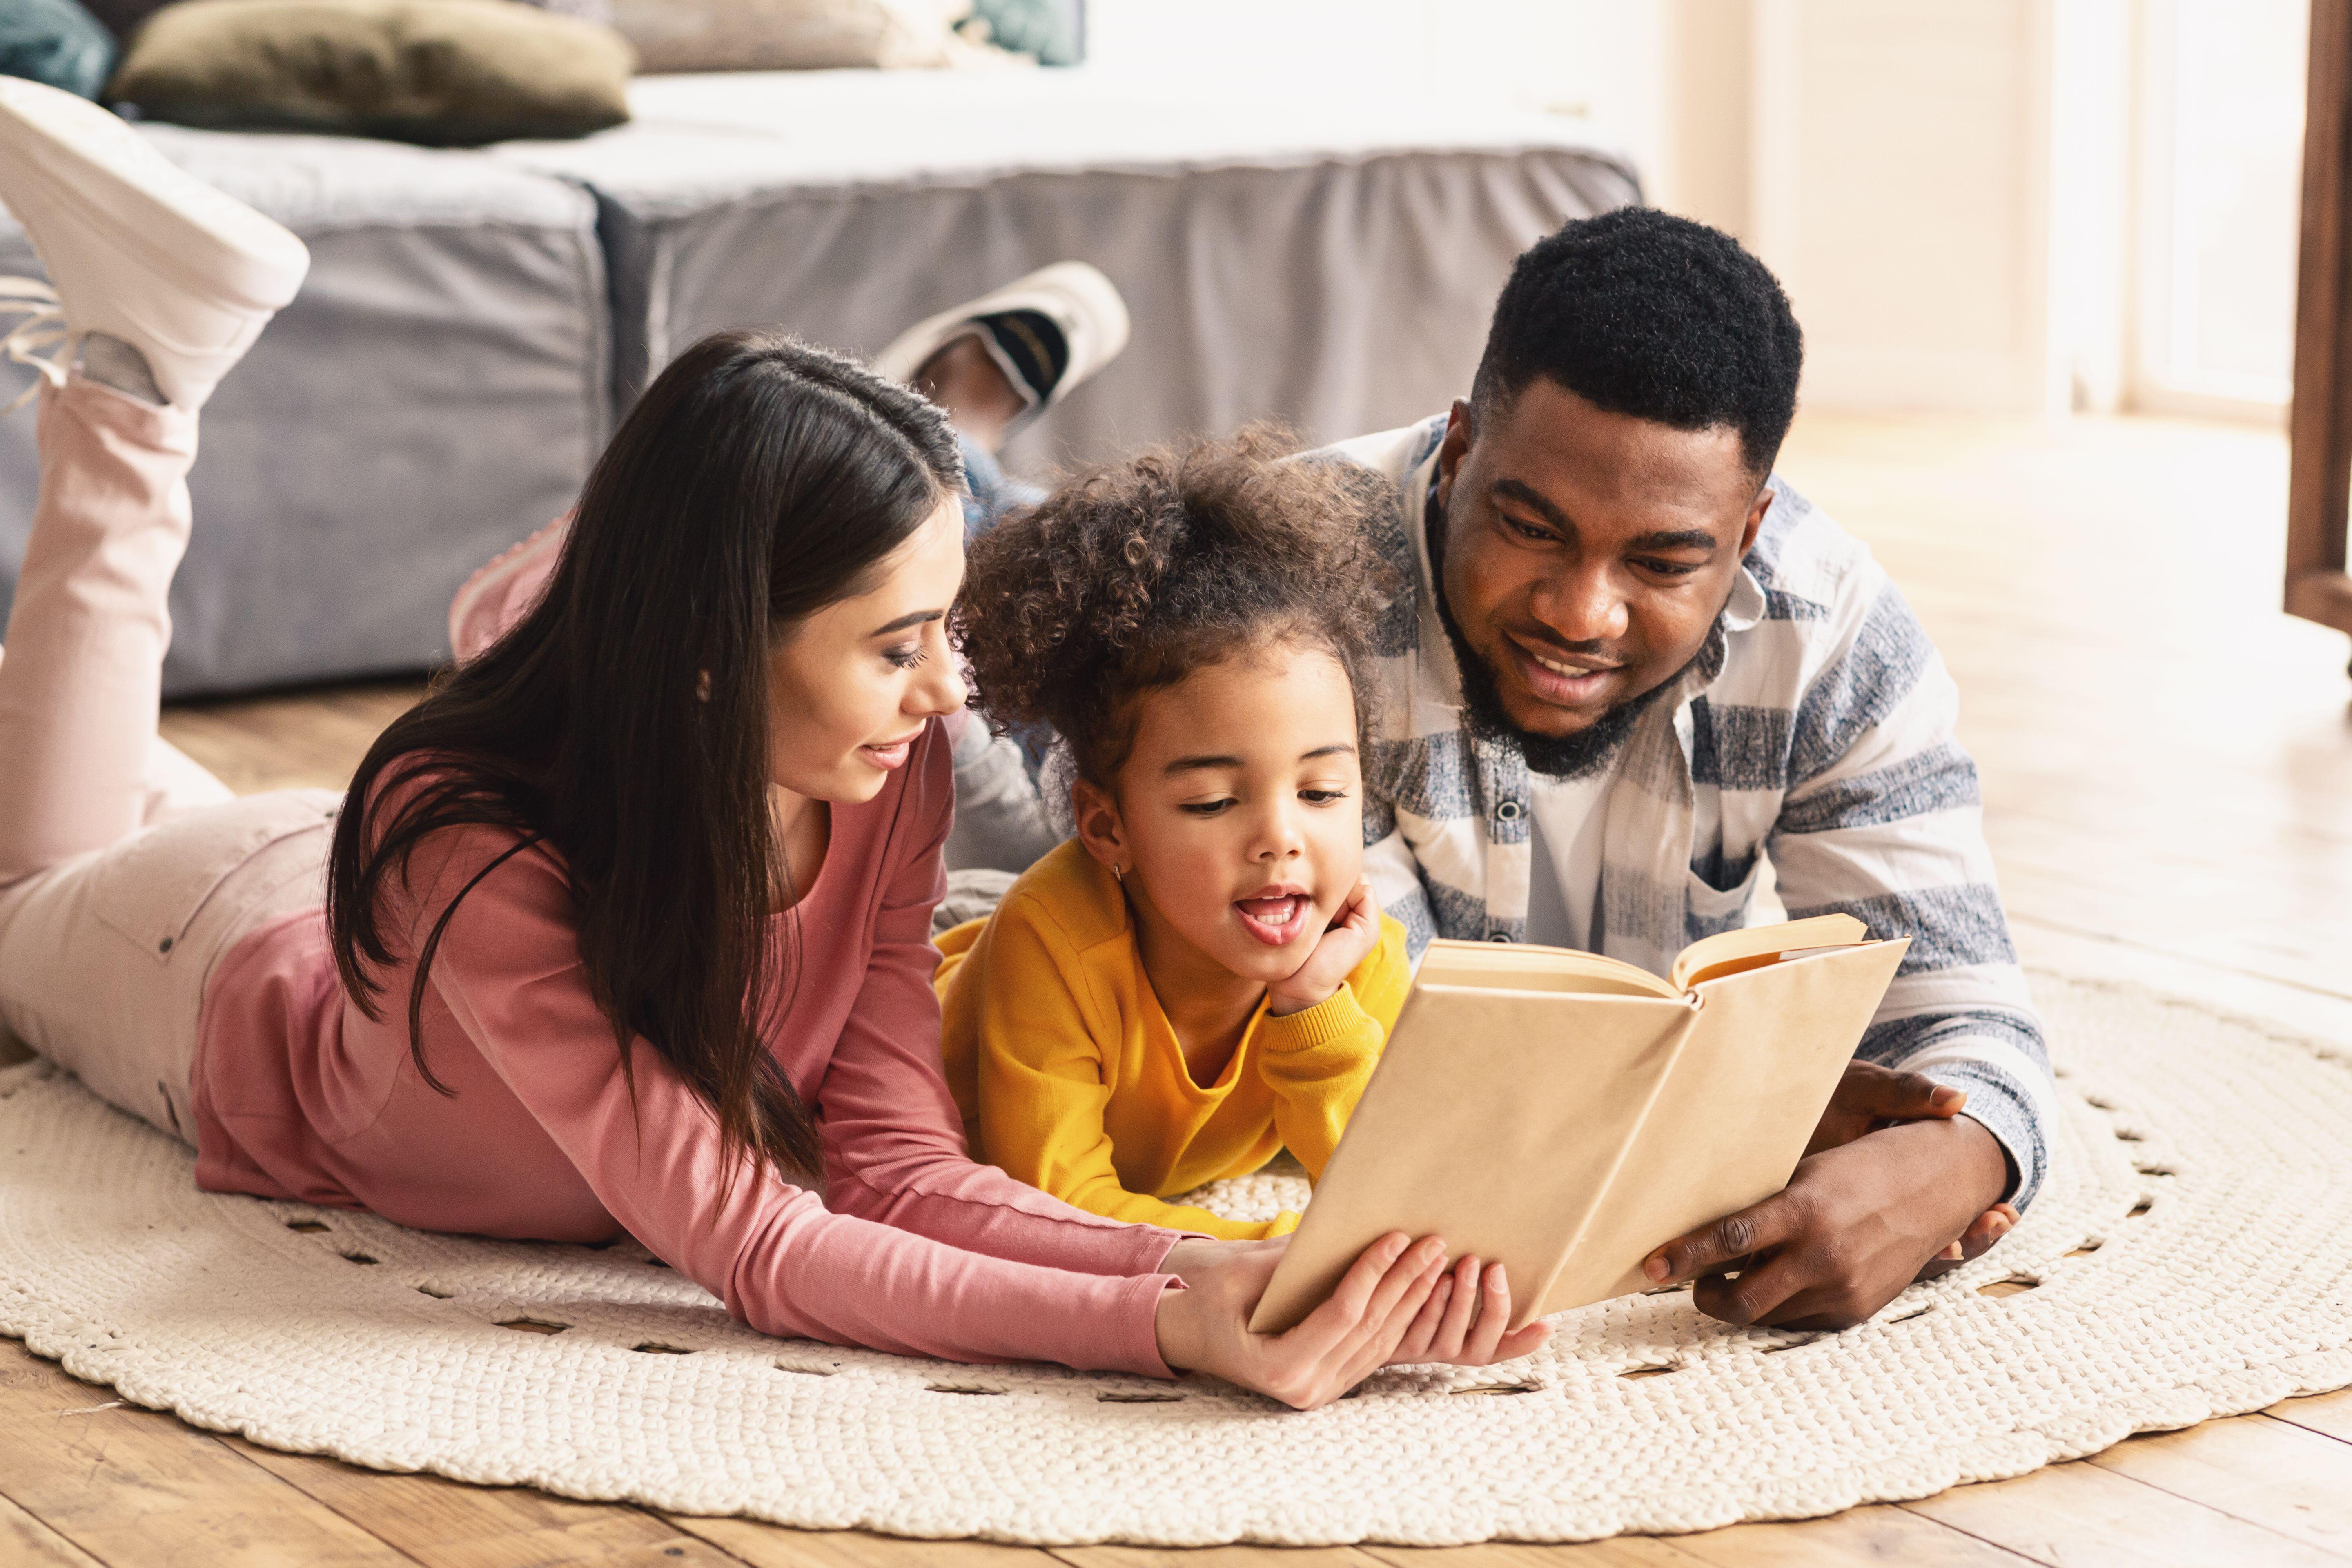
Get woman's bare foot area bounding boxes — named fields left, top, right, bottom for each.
left=914, top=333, right=1029, bottom=452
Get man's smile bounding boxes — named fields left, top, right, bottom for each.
left=1504, top=633, right=1626, bottom=709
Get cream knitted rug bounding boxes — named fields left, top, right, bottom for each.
left=2, top=973, right=2348, bottom=1546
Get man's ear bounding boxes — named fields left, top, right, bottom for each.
left=1737, top=483, right=1773, bottom=558
left=1434, top=398, right=1475, bottom=514
left=1071, top=777, right=1128, bottom=877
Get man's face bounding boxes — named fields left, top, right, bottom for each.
left=1433, top=379, right=1772, bottom=757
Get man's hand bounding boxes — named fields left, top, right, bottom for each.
left=1265, top=878, right=1382, bottom=1017
left=1806, top=1059, right=1968, bottom=1156
left=1805, top=1060, right=2016, bottom=1260
left=1640, top=1114, right=2011, bottom=1330
left=1923, top=1201, right=2020, bottom=1274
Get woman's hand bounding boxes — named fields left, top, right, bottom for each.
left=1388, top=1254, right=1554, bottom=1366
left=1152, top=1230, right=1448, bottom=1409
left=1266, top=878, right=1382, bottom=1017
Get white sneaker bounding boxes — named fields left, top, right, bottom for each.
left=0, top=77, right=308, bottom=412
left=872, top=261, right=1130, bottom=434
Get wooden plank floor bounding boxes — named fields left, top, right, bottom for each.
left=2, top=407, right=2345, bottom=1564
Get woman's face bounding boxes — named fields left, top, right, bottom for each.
left=764, top=496, right=968, bottom=803
left=1076, top=639, right=1367, bottom=987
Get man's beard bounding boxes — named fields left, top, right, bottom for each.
left=1433, top=587, right=1685, bottom=781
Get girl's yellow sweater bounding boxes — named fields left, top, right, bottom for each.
left=933, top=840, right=1411, bottom=1239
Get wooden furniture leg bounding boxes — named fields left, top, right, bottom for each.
left=2290, top=0, right=2352, bottom=654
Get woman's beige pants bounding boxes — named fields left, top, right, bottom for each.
left=0, top=374, right=334, bottom=1142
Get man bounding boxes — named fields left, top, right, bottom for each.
left=1319, top=207, right=2050, bottom=1329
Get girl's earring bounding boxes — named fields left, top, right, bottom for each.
left=1112, top=863, right=1125, bottom=882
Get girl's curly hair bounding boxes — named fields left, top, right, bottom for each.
left=955, top=427, right=1397, bottom=785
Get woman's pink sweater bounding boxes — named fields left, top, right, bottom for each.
left=187, top=723, right=1183, bottom=1375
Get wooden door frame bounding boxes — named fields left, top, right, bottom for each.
left=2290, top=0, right=2352, bottom=647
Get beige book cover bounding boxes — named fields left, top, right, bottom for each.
left=1248, top=915, right=1911, bottom=1334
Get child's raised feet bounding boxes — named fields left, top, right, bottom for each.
left=447, top=514, right=569, bottom=663
left=0, top=77, right=308, bottom=412
left=873, top=261, right=1131, bottom=447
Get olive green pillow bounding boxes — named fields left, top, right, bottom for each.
left=108, top=0, right=635, bottom=147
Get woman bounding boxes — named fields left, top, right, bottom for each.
left=0, top=79, right=1512, bottom=1409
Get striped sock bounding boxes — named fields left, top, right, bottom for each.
left=75, top=332, right=165, bottom=407
left=968, top=309, right=1070, bottom=409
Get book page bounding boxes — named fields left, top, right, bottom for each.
left=1532, top=938, right=1910, bottom=1315
left=1417, top=938, right=1679, bottom=1000
left=1667, top=913, right=1869, bottom=991
left=1247, top=984, right=1696, bottom=1334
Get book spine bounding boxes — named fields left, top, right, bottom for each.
left=1519, top=994, right=1709, bottom=1327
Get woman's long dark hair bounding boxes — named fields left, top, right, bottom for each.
left=327, top=330, right=965, bottom=1180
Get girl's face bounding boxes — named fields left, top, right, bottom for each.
left=1074, top=639, right=1366, bottom=987
left=764, top=497, right=969, bottom=803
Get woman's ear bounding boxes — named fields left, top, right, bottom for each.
left=1071, top=777, right=1128, bottom=878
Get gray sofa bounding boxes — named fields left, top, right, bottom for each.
left=0, top=71, right=1636, bottom=696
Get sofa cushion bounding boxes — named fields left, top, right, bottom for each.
left=513, top=0, right=614, bottom=23
left=609, top=0, right=969, bottom=74
left=0, top=0, right=116, bottom=97
left=90, top=0, right=628, bottom=31
left=107, top=0, right=634, bottom=146
left=963, top=0, right=1071, bottom=65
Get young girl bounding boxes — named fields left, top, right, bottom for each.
left=937, top=436, right=1413, bottom=1241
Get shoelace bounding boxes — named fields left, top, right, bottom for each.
left=1, top=276, right=69, bottom=415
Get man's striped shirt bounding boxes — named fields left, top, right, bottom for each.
left=1322, top=417, right=2055, bottom=1207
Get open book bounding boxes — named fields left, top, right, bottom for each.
left=1249, top=914, right=1909, bottom=1334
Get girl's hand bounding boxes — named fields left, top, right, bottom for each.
left=1152, top=1231, right=1448, bottom=1409
left=1265, top=878, right=1382, bottom=1017
left=1388, top=1254, right=1555, bottom=1366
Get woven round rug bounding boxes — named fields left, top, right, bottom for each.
left=2, top=972, right=2349, bottom=1546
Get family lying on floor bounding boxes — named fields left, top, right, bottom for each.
left=0, top=76, right=2053, bottom=1412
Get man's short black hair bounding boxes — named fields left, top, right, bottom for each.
left=1470, top=208, right=1804, bottom=478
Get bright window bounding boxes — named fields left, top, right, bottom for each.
left=2135, top=0, right=2307, bottom=414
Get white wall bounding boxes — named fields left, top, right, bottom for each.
left=1657, top=0, right=1754, bottom=237
left=1721, top=0, right=2298, bottom=419
left=1750, top=1, right=2058, bottom=412
left=1650, top=0, right=2169, bottom=419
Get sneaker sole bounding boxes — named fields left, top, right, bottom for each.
left=0, top=81, right=307, bottom=319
